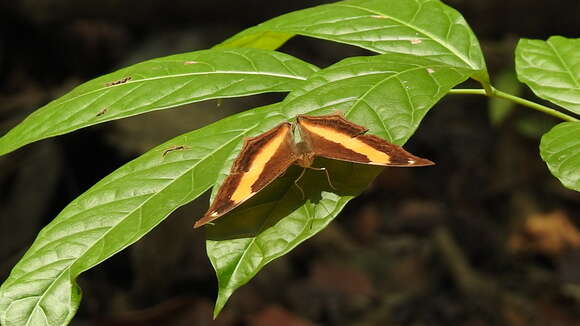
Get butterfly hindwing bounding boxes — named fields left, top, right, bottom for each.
left=194, top=122, right=297, bottom=228
left=296, top=114, right=434, bottom=166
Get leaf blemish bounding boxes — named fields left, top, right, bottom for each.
left=96, top=108, right=108, bottom=117
left=162, top=145, right=191, bottom=157
left=105, top=76, right=132, bottom=87
left=410, top=39, right=422, bottom=44
left=371, top=15, right=387, bottom=19
left=184, top=61, right=199, bottom=65
left=426, top=68, right=435, bottom=74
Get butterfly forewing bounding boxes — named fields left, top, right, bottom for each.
left=296, top=114, right=434, bottom=166
left=194, top=122, right=297, bottom=228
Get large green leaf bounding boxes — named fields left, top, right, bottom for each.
left=516, top=36, right=580, bottom=115
left=0, top=104, right=282, bottom=326
left=0, top=52, right=471, bottom=325
left=217, top=0, right=488, bottom=83
left=540, top=121, right=580, bottom=191
left=207, top=53, right=472, bottom=316
left=0, top=48, right=318, bottom=156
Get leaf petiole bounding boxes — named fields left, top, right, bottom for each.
left=448, top=87, right=579, bottom=122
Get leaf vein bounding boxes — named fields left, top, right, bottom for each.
left=331, top=3, right=475, bottom=69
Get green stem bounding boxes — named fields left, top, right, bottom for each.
left=448, top=87, right=579, bottom=122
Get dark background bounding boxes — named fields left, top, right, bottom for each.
left=1, top=1, right=580, bottom=325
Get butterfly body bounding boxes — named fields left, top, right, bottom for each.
left=193, top=114, right=433, bottom=228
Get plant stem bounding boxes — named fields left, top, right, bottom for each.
left=448, top=87, right=579, bottom=122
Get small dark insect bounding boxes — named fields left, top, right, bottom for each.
left=96, top=108, right=108, bottom=117
left=162, top=145, right=190, bottom=157
left=104, top=76, right=132, bottom=87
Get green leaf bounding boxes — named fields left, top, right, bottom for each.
left=217, top=0, right=488, bottom=82
left=540, top=121, right=580, bottom=191
left=516, top=36, right=580, bottom=115
left=0, top=52, right=471, bottom=324
left=0, top=104, right=283, bottom=326
left=0, top=48, right=318, bottom=156
left=207, top=53, right=472, bottom=316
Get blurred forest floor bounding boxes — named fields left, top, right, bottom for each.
left=1, top=0, right=580, bottom=325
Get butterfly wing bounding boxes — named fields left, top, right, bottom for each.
left=296, top=114, right=434, bottom=166
left=194, top=122, right=297, bottom=228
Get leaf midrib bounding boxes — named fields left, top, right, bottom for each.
left=546, top=40, right=580, bottom=89
left=41, top=70, right=309, bottom=114
left=300, top=2, right=478, bottom=71
left=343, top=64, right=439, bottom=138
left=234, top=2, right=478, bottom=71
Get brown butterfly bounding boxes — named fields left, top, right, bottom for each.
left=193, top=114, right=434, bottom=228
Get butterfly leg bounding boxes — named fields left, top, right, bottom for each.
left=294, top=167, right=307, bottom=199
left=307, top=166, right=336, bottom=190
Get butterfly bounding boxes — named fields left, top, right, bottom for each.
left=193, top=114, right=434, bottom=228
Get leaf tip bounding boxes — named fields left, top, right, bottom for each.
left=213, top=287, right=234, bottom=319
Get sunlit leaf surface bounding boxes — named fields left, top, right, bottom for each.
left=218, top=0, right=488, bottom=82
left=516, top=36, right=580, bottom=115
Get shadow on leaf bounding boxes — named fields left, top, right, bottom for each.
left=205, top=158, right=383, bottom=241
